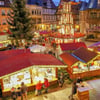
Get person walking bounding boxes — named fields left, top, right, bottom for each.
left=21, top=82, right=28, bottom=100
left=43, top=78, right=50, bottom=93
left=35, top=80, right=42, bottom=96
left=11, top=87, right=17, bottom=100
left=16, top=87, right=22, bottom=100
left=69, top=81, right=78, bottom=100
left=58, top=72, right=65, bottom=88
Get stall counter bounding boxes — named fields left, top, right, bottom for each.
left=77, top=84, right=92, bottom=100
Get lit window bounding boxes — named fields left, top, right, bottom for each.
left=2, top=19, right=6, bottom=25
left=0, top=1, right=4, bottom=5
left=7, top=10, right=10, bottom=16
left=2, top=10, right=5, bottom=16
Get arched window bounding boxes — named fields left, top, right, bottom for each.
left=32, top=10, right=34, bottom=15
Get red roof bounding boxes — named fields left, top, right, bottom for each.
left=72, top=47, right=98, bottom=63
left=0, top=49, right=30, bottom=61
left=60, top=42, right=87, bottom=51
left=60, top=52, right=79, bottom=67
left=39, top=31, right=51, bottom=35
left=0, top=53, right=64, bottom=77
left=0, top=32, right=6, bottom=35
left=7, top=30, right=12, bottom=34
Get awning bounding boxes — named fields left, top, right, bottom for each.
left=29, top=45, right=46, bottom=53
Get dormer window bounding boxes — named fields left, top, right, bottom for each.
left=0, top=1, right=4, bottom=5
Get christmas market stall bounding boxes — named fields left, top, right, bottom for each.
left=88, top=41, right=100, bottom=53
left=60, top=47, right=100, bottom=79
left=0, top=51, right=66, bottom=96
left=57, top=42, right=87, bottom=55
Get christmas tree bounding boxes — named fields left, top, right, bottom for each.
left=7, top=0, right=33, bottom=40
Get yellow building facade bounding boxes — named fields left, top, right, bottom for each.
left=0, top=0, right=10, bottom=32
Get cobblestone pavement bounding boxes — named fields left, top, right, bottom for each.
left=29, top=85, right=71, bottom=100
left=88, top=79, right=100, bottom=100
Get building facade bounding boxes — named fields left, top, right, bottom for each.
left=0, top=0, right=10, bottom=32
left=26, top=4, right=42, bottom=31
left=42, top=0, right=57, bottom=31
left=27, top=0, right=57, bottom=31
left=80, top=0, right=100, bottom=38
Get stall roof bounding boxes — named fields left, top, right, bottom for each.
left=88, top=41, right=100, bottom=48
left=0, top=53, right=64, bottom=77
left=0, top=32, right=6, bottom=35
left=60, top=42, right=87, bottom=51
left=0, top=49, right=30, bottom=61
left=72, top=47, right=98, bottom=63
left=60, top=52, right=79, bottom=67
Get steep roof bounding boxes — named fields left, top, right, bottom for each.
left=80, top=1, right=88, bottom=11
left=80, top=0, right=100, bottom=10
left=27, top=0, right=43, bottom=6
left=72, top=47, right=98, bottom=63
left=27, top=0, right=56, bottom=8
left=60, top=52, right=79, bottom=66
left=87, top=0, right=98, bottom=9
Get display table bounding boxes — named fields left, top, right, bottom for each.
left=77, top=86, right=92, bottom=100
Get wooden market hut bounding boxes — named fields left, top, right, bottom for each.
left=0, top=50, right=66, bottom=97
left=60, top=47, right=100, bottom=79
left=88, top=41, right=100, bottom=53
left=57, top=42, right=87, bottom=56
left=60, top=42, right=87, bottom=52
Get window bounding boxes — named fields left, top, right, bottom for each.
left=2, top=10, right=5, bottom=16
left=90, top=12, right=97, bottom=19
left=37, top=18, right=41, bottom=24
left=2, top=19, right=6, bottom=25
left=39, top=10, right=41, bottom=15
left=32, top=10, right=34, bottom=15
left=0, top=1, right=4, bottom=5
left=7, top=10, right=10, bottom=16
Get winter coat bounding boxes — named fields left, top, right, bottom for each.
left=44, top=79, right=50, bottom=88
left=36, top=82, right=42, bottom=90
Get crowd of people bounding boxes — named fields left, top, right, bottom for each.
left=35, top=78, right=50, bottom=96
left=0, top=72, right=86, bottom=100
left=10, top=78, right=50, bottom=100
left=11, top=82, right=27, bottom=100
